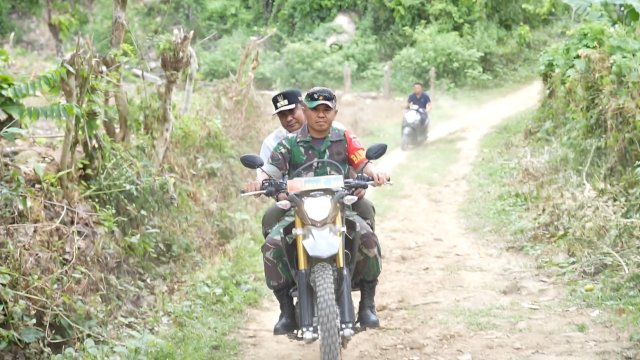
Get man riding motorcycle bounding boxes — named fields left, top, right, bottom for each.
left=262, top=87, right=388, bottom=335
left=407, top=82, right=433, bottom=126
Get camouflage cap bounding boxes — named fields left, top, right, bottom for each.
left=304, top=87, right=337, bottom=109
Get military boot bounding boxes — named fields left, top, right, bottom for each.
left=357, top=280, right=380, bottom=328
left=273, top=287, right=297, bottom=335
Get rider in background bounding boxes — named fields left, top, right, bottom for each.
left=407, top=82, right=433, bottom=125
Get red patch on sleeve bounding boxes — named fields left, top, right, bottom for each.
left=345, top=130, right=367, bottom=169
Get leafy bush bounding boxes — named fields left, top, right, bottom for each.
left=523, top=2, right=640, bottom=328
left=199, top=31, right=252, bottom=80
left=537, top=19, right=640, bottom=175
left=84, top=138, right=177, bottom=258
left=256, top=39, right=344, bottom=90
left=392, top=25, right=486, bottom=88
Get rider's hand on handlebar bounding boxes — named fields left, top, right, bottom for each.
left=371, top=171, right=389, bottom=187
left=245, top=180, right=262, bottom=194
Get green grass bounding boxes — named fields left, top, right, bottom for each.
left=462, top=111, right=534, bottom=244
left=140, top=232, right=264, bottom=359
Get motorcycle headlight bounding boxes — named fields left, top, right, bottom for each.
left=303, top=196, right=333, bottom=222
left=405, top=111, right=420, bottom=124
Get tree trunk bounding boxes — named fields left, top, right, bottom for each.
left=45, top=0, right=65, bottom=58
left=155, top=76, right=176, bottom=167
left=111, top=0, right=128, bottom=49
left=59, top=56, right=79, bottom=203
left=113, top=85, right=129, bottom=141
left=103, top=0, right=129, bottom=142
left=155, top=28, right=194, bottom=167
left=102, top=91, right=117, bottom=138
left=181, top=47, right=198, bottom=115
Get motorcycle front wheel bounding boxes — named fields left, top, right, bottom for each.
left=312, top=262, right=342, bottom=360
left=401, top=134, right=410, bottom=151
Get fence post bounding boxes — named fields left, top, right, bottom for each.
left=343, top=63, right=351, bottom=94
left=429, top=67, right=436, bottom=96
left=383, top=62, right=391, bottom=99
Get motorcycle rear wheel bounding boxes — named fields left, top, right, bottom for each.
left=313, top=263, right=342, bottom=360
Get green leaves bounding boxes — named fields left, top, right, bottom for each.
left=561, top=0, right=640, bottom=23
left=0, top=126, right=26, bottom=142
left=1, top=67, right=67, bottom=101
left=17, top=327, right=44, bottom=344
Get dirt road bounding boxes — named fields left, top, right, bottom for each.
left=238, top=82, right=632, bottom=360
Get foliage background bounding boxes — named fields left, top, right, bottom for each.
left=1, top=0, right=567, bottom=91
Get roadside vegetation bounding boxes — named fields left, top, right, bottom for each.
left=466, top=0, right=640, bottom=343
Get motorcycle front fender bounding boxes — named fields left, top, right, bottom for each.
left=302, top=227, right=341, bottom=259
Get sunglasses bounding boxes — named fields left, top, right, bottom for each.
left=306, top=91, right=336, bottom=102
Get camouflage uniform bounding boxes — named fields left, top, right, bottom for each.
left=262, top=124, right=382, bottom=290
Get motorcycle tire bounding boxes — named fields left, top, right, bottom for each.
left=313, top=262, right=342, bottom=360
left=418, top=124, right=429, bottom=145
left=401, top=134, right=410, bottom=151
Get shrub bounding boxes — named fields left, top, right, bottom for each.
left=256, top=39, right=344, bottom=90
left=200, top=31, right=251, bottom=80
left=391, top=25, right=486, bottom=89
left=537, top=20, right=640, bottom=175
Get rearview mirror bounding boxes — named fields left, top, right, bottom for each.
left=239, top=154, right=264, bottom=169
left=365, top=143, right=387, bottom=161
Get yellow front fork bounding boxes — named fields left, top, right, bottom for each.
left=335, top=209, right=344, bottom=268
left=295, top=216, right=308, bottom=270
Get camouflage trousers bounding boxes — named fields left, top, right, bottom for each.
left=262, top=210, right=381, bottom=291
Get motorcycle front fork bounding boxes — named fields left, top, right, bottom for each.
left=296, top=265, right=356, bottom=343
left=294, top=216, right=355, bottom=343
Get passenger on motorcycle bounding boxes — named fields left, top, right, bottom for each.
left=407, top=82, right=432, bottom=125
left=262, top=87, right=387, bottom=334
left=251, top=90, right=377, bottom=238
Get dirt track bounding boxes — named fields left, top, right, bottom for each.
left=238, top=82, right=632, bottom=360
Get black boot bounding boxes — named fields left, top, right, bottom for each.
left=273, top=287, right=297, bottom=335
left=357, top=280, right=380, bottom=328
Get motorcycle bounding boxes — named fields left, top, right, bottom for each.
left=401, top=104, right=429, bottom=151
left=240, top=143, right=389, bottom=360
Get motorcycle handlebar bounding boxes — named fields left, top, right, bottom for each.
left=240, top=177, right=391, bottom=197
left=344, top=177, right=392, bottom=189
left=240, top=189, right=267, bottom=197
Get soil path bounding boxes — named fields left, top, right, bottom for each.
left=238, top=82, right=631, bottom=360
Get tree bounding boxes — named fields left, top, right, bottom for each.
left=155, top=28, right=194, bottom=166
left=102, top=0, right=130, bottom=142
